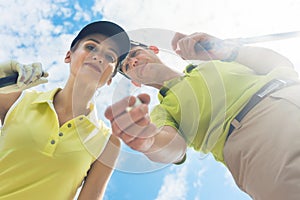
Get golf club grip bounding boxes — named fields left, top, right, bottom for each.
left=194, top=41, right=214, bottom=52
left=0, top=73, right=18, bottom=88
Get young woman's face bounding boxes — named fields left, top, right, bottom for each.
left=67, top=33, right=119, bottom=87
left=120, top=46, right=164, bottom=85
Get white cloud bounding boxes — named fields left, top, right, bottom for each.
left=193, top=168, right=206, bottom=188
left=155, top=165, right=188, bottom=200
left=154, top=150, right=209, bottom=200
left=224, top=168, right=237, bottom=188
left=93, top=0, right=300, bottom=37
left=0, top=0, right=96, bottom=89
left=92, top=0, right=300, bottom=71
left=0, top=0, right=69, bottom=63
left=74, top=2, right=92, bottom=21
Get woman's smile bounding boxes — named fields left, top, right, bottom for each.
left=84, top=62, right=102, bottom=74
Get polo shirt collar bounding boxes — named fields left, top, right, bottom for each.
left=32, top=88, right=61, bottom=104
left=31, top=88, right=99, bottom=128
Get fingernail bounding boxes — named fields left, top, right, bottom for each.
left=140, top=104, right=148, bottom=113
left=126, top=98, right=142, bottom=112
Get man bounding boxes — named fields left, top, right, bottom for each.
left=105, top=32, right=300, bottom=199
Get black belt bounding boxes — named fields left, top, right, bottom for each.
left=227, top=79, right=296, bottom=140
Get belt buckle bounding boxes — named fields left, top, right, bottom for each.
left=276, top=79, right=288, bottom=85
left=257, top=79, right=286, bottom=98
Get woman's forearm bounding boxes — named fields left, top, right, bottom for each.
left=77, top=135, right=120, bottom=200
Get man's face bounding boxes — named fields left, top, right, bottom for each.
left=119, top=46, right=164, bottom=85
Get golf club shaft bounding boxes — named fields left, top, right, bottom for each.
left=194, top=31, right=300, bottom=52
left=0, top=71, right=47, bottom=88
left=1, top=31, right=300, bottom=88
left=0, top=73, right=18, bottom=88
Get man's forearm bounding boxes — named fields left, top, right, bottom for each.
left=234, top=46, right=294, bottom=74
left=144, top=126, right=187, bottom=164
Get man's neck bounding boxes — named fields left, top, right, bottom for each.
left=150, top=70, right=183, bottom=89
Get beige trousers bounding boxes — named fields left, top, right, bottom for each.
left=224, top=85, right=300, bottom=200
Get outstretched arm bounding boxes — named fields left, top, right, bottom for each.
left=143, top=125, right=187, bottom=164
left=171, top=32, right=294, bottom=74
left=104, top=94, right=187, bottom=164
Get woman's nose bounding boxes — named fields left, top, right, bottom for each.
left=92, top=54, right=103, bottom=64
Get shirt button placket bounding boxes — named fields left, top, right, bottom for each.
left=43, top=136, right=58, bottom=155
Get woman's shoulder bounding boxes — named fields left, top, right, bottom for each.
left=22, top=88, right=61, bottom=103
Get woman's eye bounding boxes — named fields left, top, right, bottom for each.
left=125, top=63, right=129, bottom=71
left=105, top=54, right=116, bottom=63
left=86, top=44, right=96, bottom=51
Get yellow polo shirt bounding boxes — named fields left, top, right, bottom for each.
left=0, top=88, right=111, bottom=200
left=151, top=61, right=298, bottom=163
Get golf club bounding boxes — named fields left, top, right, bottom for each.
left=1, top=31, right=300, bottom=88
left=194, top=31, right=300, bottom=52
left=0, top=72, right=47, bottom=88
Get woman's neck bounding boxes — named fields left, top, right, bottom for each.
left=53, top=77, right=96, bottom=123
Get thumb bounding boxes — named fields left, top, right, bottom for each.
left=137, top=93, right=150, bottom=104
left=171, top=32, right=186, bottom=51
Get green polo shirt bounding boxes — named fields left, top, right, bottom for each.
left=0, top=89, right=110, bottom=200
left=151, top=61, right=298, bottom=163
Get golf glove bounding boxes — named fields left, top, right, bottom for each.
left=0, top=60, right=48, bottom=93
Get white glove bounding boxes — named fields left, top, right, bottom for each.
left=0, top=60, right=48, bottom=93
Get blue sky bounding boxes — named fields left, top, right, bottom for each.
left=1, top=0, right=300, bottom=199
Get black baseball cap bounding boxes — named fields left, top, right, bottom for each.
left=70, top=21, right=130, bottom=64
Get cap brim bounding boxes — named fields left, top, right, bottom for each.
left=71, top=21, right=130, bottom=63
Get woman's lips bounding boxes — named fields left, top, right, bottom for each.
left=85, top=63, right=102, bottom=74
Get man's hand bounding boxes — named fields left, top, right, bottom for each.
left=105, top=94, right=158, bottom=153
left=0, top=60, right=48, bottom=93
left=105, top=94, right=188, bottom=164
left=171, top=32, right=240, bottom=61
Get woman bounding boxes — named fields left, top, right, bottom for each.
left=0, top=21, right=133, bottom=200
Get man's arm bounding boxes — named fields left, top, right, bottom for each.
left=105, top=94, right=187, bottom=164
left=234, top=46, right=294, bottom=74
left=143, top=125, right=187, bottom=164
left=77, top=135, right=120, bottom=200
left=171, top=32, right=294, bottom=74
